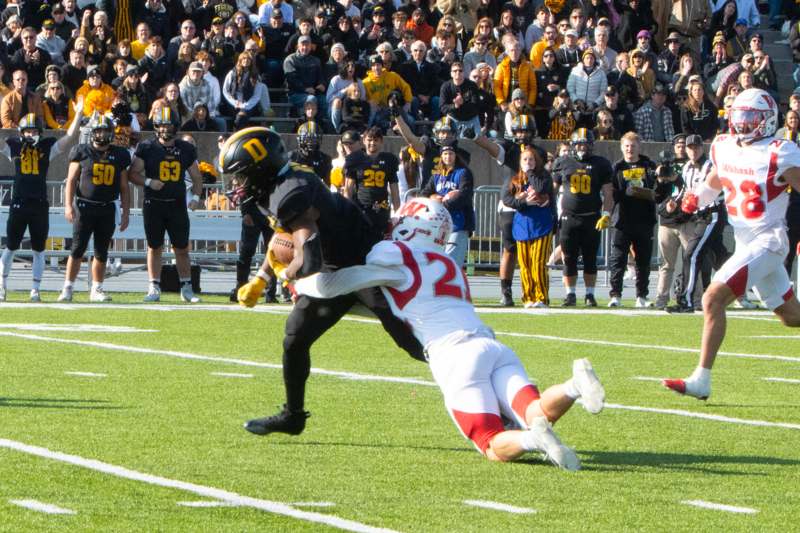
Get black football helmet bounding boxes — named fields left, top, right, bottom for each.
left=510, top=114, right=536, bottom=145
left=432, top=117, right=456, bottom=147
left=18, top=113, right=42, bottom=145
left=152, top=106, right=177, bottom=142
left=570, top=128, right=594, bottom=161
left=297, top=121, right=322, bottom=155
left=89, top=114, right=115, bottom=147
left=219, top=127, right=289, bottom=205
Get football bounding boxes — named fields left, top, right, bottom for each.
left=269, top=231, right=295, bottom=265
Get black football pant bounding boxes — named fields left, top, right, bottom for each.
left=786, top=221, right=800, bottom=275
left=559, top=214, right=601, bottom=277
left=236, top=210, right=276, bottom=298
left=281, top=289, right=425, bottom=412
left=70, top=200, right=116, bottom=262
left=609, top=226, right=655, bottom=298
left=5, top=199, right=49, bottom=251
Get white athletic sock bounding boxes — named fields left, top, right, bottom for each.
left=585, top=286, right=595, bottom=295
left=565, top=286, right=576, bottom=296
left=562, top=378, right=580, bottom=400
left=31, top=251, right=44, bottom=287
left=0, top=248, right=14, bottom=281
left=689, top=367, right=711, bottom=383
left=92, top=281, right=102, bottom=291
left=64, top=280, right=74, bottom=289
left=519, top=429, right=541, bottom=452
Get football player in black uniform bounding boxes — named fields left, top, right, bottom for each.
left=551, top=129, right=614, bottom=307
left=474, top=115, right=546, bottom=307
left=56, top=115, right=131, bottom=303
left=342, top=127, right=400, bottom=234
left=0, top=104, right=83, bottom=302
left=395, top=115, right=471, bottom=188
left=128, top=107, right=204, bottom=303
left=290, top=121, right=332, bottom=187
left=220, top=127, right=424, bottom=436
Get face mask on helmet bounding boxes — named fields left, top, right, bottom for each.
left=513, top=129, right=533, bottom=145
left=729, top=108, right=770, bottom=141
left=21, top=129, right=39, bottom=145
left=155, top=123, right=176, bottom=142
left=92, top=127, right=113, bottom=147
left=298, top=134, right=320, bottom=154
left=390, top=199, right=453, bottom=250
left=572, top=142, right=590, bottom=160
left=434, top=127, right=455, bottom=147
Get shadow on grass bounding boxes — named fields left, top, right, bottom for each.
left=576, top=449, right=800, bottom=474
left=0, top=397, right=123, bottom=410
left=271, top=440, right=474, bottom=454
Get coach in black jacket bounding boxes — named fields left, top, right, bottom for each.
left=439, top=61, right=481, bottom=136
left=398, top=43, right=441, bottom=120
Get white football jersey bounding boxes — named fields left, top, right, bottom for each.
left=709, top=134, right=800, bottom=238
left=366, top=240, right=486, bottom=348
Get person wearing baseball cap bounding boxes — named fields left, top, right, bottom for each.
left=558, top=28, right=581, bottom=67
left=257, top=0, right=294, bottom=27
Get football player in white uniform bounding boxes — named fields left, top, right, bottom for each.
left=294, top=198, right=606, bottom=470
left=663, top=88, right=800, bottom=400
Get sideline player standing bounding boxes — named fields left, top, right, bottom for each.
left=128, top=107, right=204, bottom=303
left=290, top=121, right=332, bottom=186
left=0, top=103, right=83, bottom=301
left=343, top=127, right=400, bottom=234
left=57, top=115, right=131, bottom=302
left=294, top=198, right=605, bottom=469
left=219, top=127, right=424, bottom=436
left=663, top=89, right=800, bottom=400
left=551, top=129, right=614, bottom=307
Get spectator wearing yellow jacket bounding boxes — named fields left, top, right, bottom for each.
left=362, top=55, right=414, bottom=130
left=494, top=40, right=537, bottom=112
left=75, top=65, right=115, bottom=117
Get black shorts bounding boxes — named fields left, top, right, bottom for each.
left=5, top=198, right=49, bottom=251
left=559, top=213, right=601, bottom=276
left=70, top=199, right=116, bottom=261
left=498, top=211, right=516, bottom=252
left=143, top=198, right=190, bottom=249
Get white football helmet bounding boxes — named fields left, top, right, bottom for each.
left=729, top=88, right=778, bottom=143
left=391, top=197, right=452, bottom=250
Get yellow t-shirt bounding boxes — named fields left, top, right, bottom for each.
left=131, top=39, right=147, bottom=61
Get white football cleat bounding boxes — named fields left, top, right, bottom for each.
left=525, top=416, right=580, bottom=471
left=733, top=297, right=758, bottom=309
left=635, top=297, right=654, bottom=308
left=143, top=286, right=161, bottom=302
left=180, top=285, right=200, bottom=303
left=572, top=358, right=605, bottom=414
left=57, top=286, right=73, bottom=302
left=90, top=287, right=112, bottom=302
left=607, top=296, right=620, bottom=308
left=29, top=288, right=41, bottom=302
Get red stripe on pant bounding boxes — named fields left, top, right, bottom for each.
left=783, top=287, right=795, bottom=303
left=726, top=265, right=748, bottom=297
left=511, top=384, right=541, bottom=420
left=451, top=410, right=505, bottom=453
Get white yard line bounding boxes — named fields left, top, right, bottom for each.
left=762, top=377, right=800, bottom=384
left=0, top=438, right=396, bottom=533
left=65, top=372, right=107, bottom=378
left=0, top=323, right=156, bottom=333
left=680, top=500, right=758, bottom=514
left=210, top=372, right=253, bottom=378
left=631, top=376, right=663, bottom=382
left=292, top=502, right=337, bottom=507
left=749, top=335, right=800, bottom=339
left=463, top=500, right=536, bottom=514
left=177, top=501, right=235, bottom=508
left=605, top=403, right=800, bottom=430
left=8, top=499, right=76, bottom=515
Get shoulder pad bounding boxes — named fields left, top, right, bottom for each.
left=366, top=240, right=405, bottom=267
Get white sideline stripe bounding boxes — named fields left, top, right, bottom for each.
left=0, top=323, right=157, bottom=333
left=8, top=499, right=76, bottom=515
left=763, top=377, right=800, bottom=384
left=605, top=403, right=800, bottom=430
left=65, top=371, right=107, bottom=378
left=463, top=500, right=536, bottom=514
left=680, top=500, right=758, bottom=514
left=0, top=331, right=436, bottom=387
left=0, top=438, right=396, bottom=533
left=210, top=372, right=254, bottom=378
left=177, top=501, right=235, bottom=508
left=496, top=331, right=800, bottom=363
left=749, top=335, right=800, bottom=339
left=631, top=376, right=663, bottom=382
left=292, top=502, right=337, bottom=507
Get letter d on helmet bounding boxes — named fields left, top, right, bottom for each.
left=219, top=127, right=289, bottom=205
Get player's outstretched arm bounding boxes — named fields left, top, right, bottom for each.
left=395, top=114, right=425, bottom=156
left=54, top=97, right=84, bottom=154
left=295, top=264, right=407, bottom=299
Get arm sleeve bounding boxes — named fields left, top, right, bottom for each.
left=294, top=263, right=407, bottom=298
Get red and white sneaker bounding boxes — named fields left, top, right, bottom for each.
left=662, top=378, right=710, bottom=400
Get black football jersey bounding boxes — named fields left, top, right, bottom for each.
left=420, top=137, right=470, bottom=188
left=70, top=144, right=132, bottom=203
left=551, top=154, right=612, bottom=216
left=134, top=138, right=197, bottom=200
left=264, top=162, right=379, bottom=270
left=289, top=149, right=333, bottom=186
left=343, top=150, right=399, bottom=209
left=6, top=137, right=58, bottom=201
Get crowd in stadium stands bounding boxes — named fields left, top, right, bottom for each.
left=0, top=0, right=798, bottom=308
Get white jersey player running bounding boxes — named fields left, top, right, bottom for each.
left=294, top=198, right=606, bottom=470
left=663, top=88, right=800, bottom=400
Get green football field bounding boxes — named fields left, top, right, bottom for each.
left=1, top=295, right=799, bottom=532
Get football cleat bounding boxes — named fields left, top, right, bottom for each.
left=500, top=292, right=514, bottom=307
left=561, top=293, right=577, bottom=307
left=57, top=286, right=73, bottom=302
left=635, top=297, right=654, bottom=308
left=584, top=294, right=597, bottom=307
left=0, top=286, right=6, bottom=302
left=525, top=416, right=580, bottom=471
left=607, top=296, right=620, bottom=308
left=29, top=288, right=41, bottom=302
left=143, top=286, right=161, bottom=302
left=573, top=358, right=605, bottom=414
left=733, top=297, right=758, bottom=309
left=662, top=378, right=710, bottom=400
left=180, top=284, right=201, bottom=303
left=90, top=287, right=112, bottom=302
left=666, top=303, right=694, bottom=313
left=244, top=405, right=310, bottom=436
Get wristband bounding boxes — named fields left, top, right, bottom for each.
left=145, top=178, right=152, bottom=188
left=255, top=269, right=270, bottom=282
left=601, top=210, right=610, bottom=218
left=191, top=194, right=200, bottom=203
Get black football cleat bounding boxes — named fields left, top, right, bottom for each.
left=500, top=292, right=514, bottom=307
left=561, top=293, right=577, bottom=307
left=665, top=303, right=694, bottom=314
left=244, top=405, right=310, bottom=436
left=584, top=294, right=597, bottom=307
